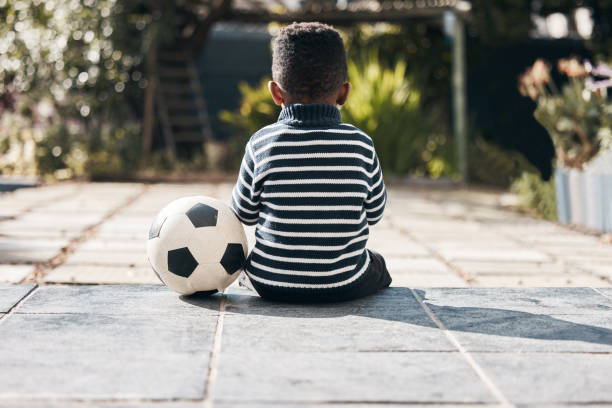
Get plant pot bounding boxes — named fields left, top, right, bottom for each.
left=555, top=166, right=612, bottom=232
left=554, top=167, right=570, bottom=223
left=602, top=173, right=612, bottom=233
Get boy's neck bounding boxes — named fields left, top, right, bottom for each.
left=282, top=97, right=338, bottom=107
left=278, top=103, right=342, bottom=127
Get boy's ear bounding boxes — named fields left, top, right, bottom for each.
left=268, top=81, right=285, bottom=106
left=336, top=82, right=351, bottom=106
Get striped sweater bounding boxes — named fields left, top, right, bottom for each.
left=231, top=103, right=386, bottom=293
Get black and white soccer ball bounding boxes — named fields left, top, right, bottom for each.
left=147, top=196, right=248, bottom=295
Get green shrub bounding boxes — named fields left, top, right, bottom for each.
left=219, top=78, right=281, bottom=169
left=341, top=53, right=454, bottom=177
left=220, top=55, right=455, bottom=178
left=468, top=137, right=539, bottom=188
left=511, top=171, right=557, bottom=221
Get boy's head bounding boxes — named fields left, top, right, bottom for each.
left=269, top=22, right=350, bottom=107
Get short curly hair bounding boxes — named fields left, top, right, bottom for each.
left=272, top=22, right=348, bottom=100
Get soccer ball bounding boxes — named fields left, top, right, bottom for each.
left=147, top=196, right=248, bottom=295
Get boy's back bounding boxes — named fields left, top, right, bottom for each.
left=231, top=22, right=390, bottom=302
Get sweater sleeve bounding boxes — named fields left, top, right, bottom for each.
left=364, top=150, right=386, bottom=225
left=231, top=141, right=260, bottom=226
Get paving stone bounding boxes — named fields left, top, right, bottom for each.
left=472, top=353, right=612, bottom=404
left=418, top=288, right=612, bottom=314
left=437, top=248, right=550, bottom=263
left=385, top=257, right=451, bottom=273
left=0, top=284, right=36, bottom=312
left=222, top=289, right=453, bottom=352
left=0, top=404, right=202, bottom=408
left=581, top=264, right=612, bottom=280
left=434, top=306, right=612, bottom=352
left=0, top=229, right=81, bottom=240
left=518, top=234, right=601, bottom=246
left=471, top=274, right=610, bottom=287
left=43, top=265, right=160, bottom=284
left=215, top=351, right=494, bottom=404
left=0, top=312, right=215, bottom=399
left=64, top=250, right=148, bottom=267
left=225, top=286, right=424, bottom=315
left=368, top=231, right=429, bottom=257
left=452, top=261, right=566, bottom=275
left=78, top=238, right=147, bottom=252
left=391, top=272, right=469, bottom=287
left=0, top=237, right=67, bottom=263
left=17, top=285, right=219, bottom=315
left=598, top=288, right=612, bottom=298
left=222, top=313, right=455, bottom=352
left=0, top=264, right=34, bottom=282
left=215, top=404, right=499, bottom=408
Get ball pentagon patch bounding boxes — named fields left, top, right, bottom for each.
left=186, top=203, right=218, bottom=228
left=167, top=247, right=199, bottom=278
left=220, top=243, right=246, bottom=275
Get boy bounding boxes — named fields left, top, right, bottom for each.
left=231, top=22, right=390, bottom=302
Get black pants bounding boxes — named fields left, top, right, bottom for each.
left=249, top=250, right=392, bottom=303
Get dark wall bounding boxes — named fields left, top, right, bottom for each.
left=467, top=38, right=591, bottom=180
left=196, top=23, right=272, bottom=141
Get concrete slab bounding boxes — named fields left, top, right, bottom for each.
left=0, top=404, right=202, bottom=408
left=43, top=265, right=160, bottom=284
left=222, top=288, right=454, bottom=352
left=471, top=274, right=610, bottom=287
left=0, top=284, right=36, bottom=312
left=0, top=237, right=68, bottom=263
left=598, top=288, right=612, bottom=297
left=473, top=353, right=612, bottom=404
left=215, top=404, right=500, bottom=408
left=385, top=257, right=452, bottom=273
left=437, top=248, right=550, bottom=263
left=214, top=351, right=495, bottom=404
left=0, top=312, right=215, bottom=399
left=436, top=309, right=612, bottom=352
left=418, top=288, right=612, bottom=314
left=16, top=285, right=219, bottom=316
left=64, top=250, right=148, bottom=267
left=0, top=264, right=34, bottom=283
left=77, top=238, right=147, bottom=252
left=391, top=272, right=469, bottom=287
left=452, top=261, right=566, bottom=275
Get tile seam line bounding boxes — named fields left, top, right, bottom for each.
left=409, top=288, right=515, bottom=408
left=203, top=295, right=227, bottom=408
left=0, top=285, right=39, bottom=327
left=592, top=287, right=612, bottom=300
left=21, top=184, right=149, bottom=284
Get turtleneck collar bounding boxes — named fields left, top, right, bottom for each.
left=277, top=104, right=342, bottom=127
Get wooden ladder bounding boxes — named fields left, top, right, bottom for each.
left=155, top=51, right=213, bottom=158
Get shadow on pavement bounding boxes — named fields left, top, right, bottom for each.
left=182, top=287, right=612, bottom=347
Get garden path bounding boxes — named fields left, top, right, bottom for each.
left=0, top=181, right=610, bottom=287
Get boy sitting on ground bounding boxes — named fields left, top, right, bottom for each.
left=231, top=22, right=390, bottom=302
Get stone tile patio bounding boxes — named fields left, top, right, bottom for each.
left=0, top=284, right=610, bottom=406
left=0, top=181, right=611, bottom=406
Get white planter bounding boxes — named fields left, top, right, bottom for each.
left=603, top=174, right=612, bottom=233
left=556, top=163, right=612, bottom=233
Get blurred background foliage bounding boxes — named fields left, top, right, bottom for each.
left=0, top=0, right=179, bottom=179
left=0, top=0, right=611, bottom=215
left=220, top=51, right=455, bottom=178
